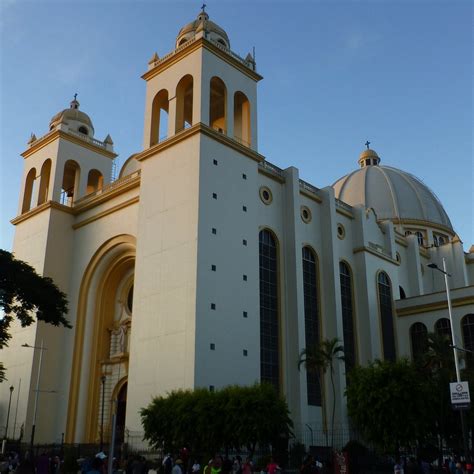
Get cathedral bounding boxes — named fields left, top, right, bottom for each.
left=2, top=10, right=473, bottom=447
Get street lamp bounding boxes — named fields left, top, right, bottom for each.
left=100, top=375, right=106, bottom=452
left=22, top=340, right=46, bottom=453
left=1, top=385, right=14, bottom=454
left=427, top=258, right=468, bottom=458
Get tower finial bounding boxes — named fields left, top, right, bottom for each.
left=70, top=93, right=80, bottom=109
left=74, top=93, right=78, bottom=101
left=365, top=140, right=370, bottom=149
left=201, top=3, right=206, bottom=13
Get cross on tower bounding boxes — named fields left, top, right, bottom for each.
left=365, top=140, right=371, bottom=149
left=74, top=93, right=78, bottom=101
left=201, top=3, right=206, bottom=13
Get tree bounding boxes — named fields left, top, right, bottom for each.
left=141, top=383, right=293, bottom=458
left=0, top=249, right=70, bottom=381
left=346, top=358, right=434, bottom=453
left=298, top=337, right=345, bottom=449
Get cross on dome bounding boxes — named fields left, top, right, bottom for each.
left=201, top=3, right=206, bottom=13
left=365, top=140, right=371, bottom=149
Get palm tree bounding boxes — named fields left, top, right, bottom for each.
left=298, top=337, right=345, bottom=449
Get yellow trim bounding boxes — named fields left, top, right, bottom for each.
left=300, top=189, right=322, bottom=203
left=11, top=201, right=74, bottom=225
left=65, top=235, right=136, bottom=442
left=396, top=295, right=474, bottom=317
left=73, top=196, right=139, bottom=229
left=336, top=208, right=354, bottom=220
left=353, top=246, right=400, bottom=265
left=135, top=122, right=265, bottom=164
left=21, top=130, right=117, bottom=159
left=142, top=37, right=263, bottom=83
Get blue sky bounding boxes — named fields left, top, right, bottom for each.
left=0, top=0, right=472, bottom=251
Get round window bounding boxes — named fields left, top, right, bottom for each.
left=300, top=206, right=312, bottom=223
left=337, top=223, right=345, bottom=239
left=259, top=186, right=273, bottom=205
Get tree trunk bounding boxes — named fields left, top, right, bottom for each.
left=330, top=364, right=336, bottom=450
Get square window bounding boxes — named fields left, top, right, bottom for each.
left=213, top=159, right=218, bottom=165
left=210, top=343, right=215, bottom=350
left=242, top=173, right=247, bottom=180
left=243, top=349, right=248, bottom=356
left=243, top=274, right=247, bottom=281
left=242, top=205, right=247, bottom=212
left=243, top=311, right=248, bottom=318
left=212, top=228, right=217, bottom=234
left=243, top=239, right=247, bottom=246
left=212, top=193, right=217, bottom=199
left=209, top=385, right=215, bottom=392
left=211, top=265, right=216, bottom=271
left=211, top=303, right=216, bottom=310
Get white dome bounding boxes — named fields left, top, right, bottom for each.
left=333, top=158, right=453, bottom=233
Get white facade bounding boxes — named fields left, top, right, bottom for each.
left=1, top=11, right=473, bottom=447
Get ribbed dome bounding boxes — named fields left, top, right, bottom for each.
left=333, top=163, right=453, bottom=233
left=49, top=97, right=94, bottom=134
left=176, top=10, right=230, bottom=49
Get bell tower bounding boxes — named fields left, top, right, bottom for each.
left=126, top=9, right=264, bottom=431
left=141, top=8, right=261, bottom=150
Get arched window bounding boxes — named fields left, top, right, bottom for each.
left=410, top=322, right=428, bottom=361
left=234, top=91, right=251, bottom=147
left=61, top=160, right=81, bottom=206
left=175, top=75, right=193, bottom=133
left=259, top=229, right=280, bottom=392
left=302, top=247, right=321, bottom=406
left=78, top=126, right=89, bottom=135
left=435, top=318, right=452, bottom=339
left=377, top=272, right=396, bottom=361
left=22, top=167, right=37, bottom=213
left=209, top=77, right=227, bottom=134
left=150, top=89, right=169, bottom=146
left=86, top=169, right=104, bottom=194
left=178, top=38, right=188, bottom=46
left=37, top=159, right=52, bottom=205
left=340, top=261, right=356, bottom=374
left=462, top=314, right=474, bottom=369
left=399, top=286, right=406, bottom=299
left=415, top=231, right=424, bottom=246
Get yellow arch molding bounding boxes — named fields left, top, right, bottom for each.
left=65, top=234, right=136, bottom=442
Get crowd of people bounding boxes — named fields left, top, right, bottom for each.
left=394, top=457, right=472, bottom=474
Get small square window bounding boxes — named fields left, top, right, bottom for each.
left=212, top=228, right=217, bottom=234
left=211, top=303, right=216, bottom=310
left=243, top=349, right=248, bottom=356
left=243, top=311, right=248, bottom=318
left=243, top=239, right=247, bottom=246
left=211, top=265, right=216, bottom=271
left=213, top=159, right=218, bottom=165
left=212, top=193, right=217, bottom=199
left=209, top=385, right=215, bottom=392
left=243, top=274, right=247, bottom=281
left=210, top=343, right=215, bottom=350
left=242, top=173, right=247, bottom=180
left=242, top=205, right=247, bottom=212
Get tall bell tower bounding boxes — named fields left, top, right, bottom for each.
left=126, top=9, right=265, bottom=431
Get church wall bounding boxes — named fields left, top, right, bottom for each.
left=126, top=134, right=201, bottom=432
left=64, top=202, right=138, bottom=441
left=193, top=135, right=261, bottom=393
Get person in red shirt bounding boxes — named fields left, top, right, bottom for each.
left=266, top=458, right=280, bottom=474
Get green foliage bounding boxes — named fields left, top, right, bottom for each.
left=298, top=337, right=345, bottom=449
left=141, top=383, right=293, bottom=456
left=0, top=249, right=70, bottom=381
left=346, top=358, right=434, bottom=452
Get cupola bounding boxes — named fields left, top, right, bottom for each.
left=49, top=95, right=95, bottom=137
left=175, top=8, right=230, bottom=49
left=358, top=142, right=380, bottom=168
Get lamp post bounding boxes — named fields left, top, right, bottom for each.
left=12, top=379, right=21, bottom=441
left=22, top=340, right=46, bottom=454
left=427, top=258, right=468, bottom=458
left=100, top=375, right=106, bottom=452
left=1, top=385, right=14, bottom=454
